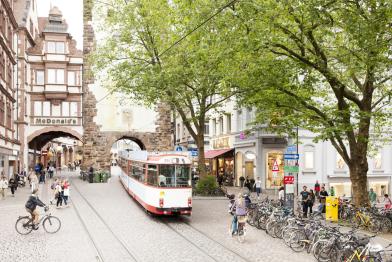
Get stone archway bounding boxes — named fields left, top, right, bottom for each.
left=28, top=126, right=83, bottom=149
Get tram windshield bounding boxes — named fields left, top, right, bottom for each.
left=155, top=165, right=191, bottom=187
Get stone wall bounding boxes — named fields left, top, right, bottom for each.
left=82, top=0, right=172, bottom=172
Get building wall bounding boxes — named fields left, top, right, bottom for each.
left=0, top=0, right=20, bottom=178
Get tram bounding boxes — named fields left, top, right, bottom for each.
left=118, top=151, right=192, bottom=216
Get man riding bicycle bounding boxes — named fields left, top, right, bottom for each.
left=25, top=188, right=48, bottom=230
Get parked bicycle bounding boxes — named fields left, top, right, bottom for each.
left=15, top=206, right=61, bottom=235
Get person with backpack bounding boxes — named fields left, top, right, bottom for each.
left=25, top=188, right=47, bottom=230
left=8, top=175, right=18, bottom=197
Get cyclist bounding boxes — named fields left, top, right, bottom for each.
left=25, top=188, right=47, bottom=230
left=230, top=193, right=247, bottom=235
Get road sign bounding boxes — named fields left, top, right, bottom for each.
left=284, top=165, right=299, bottom=172
left=191, top=151, right=198, bottom=157
left=284, top=176, right=294, bottom=184
left=175, top=146, right=183, bottom=152
left=272, top=160, right=279, bottom=172
left=284, top=154, right=299, bottom=160
left=286, top=145, right=297, bottom=154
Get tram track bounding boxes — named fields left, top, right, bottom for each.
left=154, top=216, right=252, bottom=262
left=70, top=179, right=139, bottom=262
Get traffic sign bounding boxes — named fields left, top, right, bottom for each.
left=286, top=145, right=297, bottom=153
left=284, top=176, right=294, bottom=184
left=191, top=151, right=198, bottom=157
left=175, top=146, right=183, bottom=152
left=284, top=154, right=299, bottom=160
left=272, top=160, right=279, bottom=172
left=284, top=166, right=299, bottom=172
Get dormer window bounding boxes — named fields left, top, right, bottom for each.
left=47, top=41, right=65, bottom=54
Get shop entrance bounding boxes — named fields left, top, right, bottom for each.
left=265, top=151, right=284, bottom=189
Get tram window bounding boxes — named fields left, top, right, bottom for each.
left=176, top=165, right=191, bottom=187
left=147, top=165, right=158, bottom=186
left=132, top=163, right=145, bottom=182
left=159, top=165, right=175, bottom=187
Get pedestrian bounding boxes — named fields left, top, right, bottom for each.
left=62, top=179, right=70, bottom=207
left=314, top=180, right=320, bottom=200
left=383, top=194, right=392, bottom=209
left=278, top=186, right=284, bottom=205
left=29, top=170, right=38, bottom=193
left=319, top=186, right=329, bottom=213
left=368, top=188, right=377, bottom=206
left=239, top=176, right=245, bottom=188
left=8, top=175, right=17, bottom=197
left=55, top=180, right=63, bottom=208
left=0, top=175, right=8, bottom=199
left=244, top=178, right=251, bottom=191
left=230, top=193, right=247, bottom=235
left=253, top=177, right=262, bottom=199
left=300, top=186, right=310, bottom=218
left=309, top=189, right=316, bottom=214
left=329, top=186, right=335, bottom=196
left=217, top=175, right=223, bottom=187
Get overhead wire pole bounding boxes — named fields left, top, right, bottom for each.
left=95, top=0, right=240, bottom=104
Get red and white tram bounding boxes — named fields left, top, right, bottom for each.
left=118, top=151, right=192, bottom=216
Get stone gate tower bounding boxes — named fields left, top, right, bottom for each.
left=82, top=0, right=172, bottom=171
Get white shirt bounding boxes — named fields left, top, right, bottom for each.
left=278, top=189, right=284, bottom=200
left=0, top=179, right=8, bottom=189
left=254, top=180, right=262, bottom=188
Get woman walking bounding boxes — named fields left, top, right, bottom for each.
left=55, top=180, right=63, bottom=208
left=62, top=179, right=70, bottom=207
left=309, top=189, right=316, bottom=214
left=8, top=175, right=17, bottom=197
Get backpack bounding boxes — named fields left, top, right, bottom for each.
left=34, top=165, right=40, bottom=172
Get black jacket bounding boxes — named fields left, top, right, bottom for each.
left=25, top=195, right=45, bottom=211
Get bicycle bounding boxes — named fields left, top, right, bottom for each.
left=229, top=215, right=247, bottom=243
left=15, top=206, right=61, bottom=235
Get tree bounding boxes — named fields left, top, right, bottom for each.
left=235, top=0, right=392, bottom=206
left=92, top=0, right=240, bottom=177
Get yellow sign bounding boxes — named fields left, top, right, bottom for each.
left=326, top=197, right=339, bottom=222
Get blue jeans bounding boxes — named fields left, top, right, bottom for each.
left=231, top=215, right=238, bottom=234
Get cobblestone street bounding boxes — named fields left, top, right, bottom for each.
left=0, top=170, right=317, bottom=262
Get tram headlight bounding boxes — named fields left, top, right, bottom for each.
left=159, top=198, right=164, bottom=208
left=188, top=197, right=192, bottom=207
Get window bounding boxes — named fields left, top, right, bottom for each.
left=36, top=70, right=44, bottom=85
left=0, top=53, right=4, bottom=80
left=204, top=123, right=209, bottom=135
left=52, top=104, right=61, bottom=117
left=237, top=110, right=243, bottom=132
left=43, top=101, right=50, bottom=116
left=7, top=62, right=12, bottom=85
left=304, top=145, right=315, bottom=170
left=6, top=103, right=11, bottom=128
left=212, top=119, right=216, bottom=136
left=34, top=101, right=42, bottom=116
left=62, top=102, right=70, bottom=116
left=68, top=71, right=76, bottom=85
left=131, top=163, right=145, bottom=182
left=0, top=96, right=4, bottom=125
left=336, top=153, right=345, bottom=169
left=219, top=116, right=224, bottom=134
left=374, top=152, right=382, bottom=169
left=47, top=41, right=65, bottom=54
left=226, top=114, right=231, bottom=134
left=47, top=69, right=64, bottom=84
left=70, top=102, right=78, bottom=116
left=147, top=165, right=158, bottom=186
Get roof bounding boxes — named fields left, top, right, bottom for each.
left=204, top=149, right=234, bottom=159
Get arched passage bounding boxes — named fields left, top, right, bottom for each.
left=27, top=127, right=83, bottom=169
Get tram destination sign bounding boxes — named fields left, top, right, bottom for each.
left=283, top=154, right=299, bottom=160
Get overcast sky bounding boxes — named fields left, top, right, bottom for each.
left=37, top=0, right=83, bottom=48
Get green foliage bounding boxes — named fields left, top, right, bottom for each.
left=93, top=170, right=110, bottom=183
left=195, top=175, right=219, bottom=195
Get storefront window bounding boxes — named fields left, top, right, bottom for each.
left=304, top=145, right=315, bottom=170
left=330, top=182, right=351, bottom=197
left=336, top=153, right=345, bottom=169
left=369, top=182, right=388, bottom=197
left=374, top=152, right=382, bottom=169
left=266, top=151, right=284, bottom=189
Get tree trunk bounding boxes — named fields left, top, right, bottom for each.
left=196, top=135, right=207, bottom=178
left=349, top=162, right=369, bottom=207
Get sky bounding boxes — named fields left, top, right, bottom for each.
left=37, top=0, right=83, bottom=48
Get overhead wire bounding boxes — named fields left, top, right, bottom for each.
left=94, top=0, right=239, bottom=104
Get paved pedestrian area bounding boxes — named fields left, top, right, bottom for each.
left=0, top=170, right=390, bottom=262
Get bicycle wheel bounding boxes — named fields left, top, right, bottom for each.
left=368, top=219, right=380, bottom=233
left=289, top=230, right=307, bottom=252
left=266, top=221, right=276, bottom=237
left=274, top=222, right=285, bottom=239
left=15, top=216, right=33, bottom=235
left=380, top=217, right=392, bottom=233
left=43, top=216, right=61, bottom=234
left=237, top=225, right=246, bottom=243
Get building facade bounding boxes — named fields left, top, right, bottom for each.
left=0, top=0, right=19, bottom=178
left=25, top=6, right=83, bottom=167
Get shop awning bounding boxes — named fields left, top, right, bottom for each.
left=204, top=148, right=233, bottom=159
